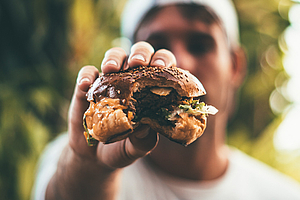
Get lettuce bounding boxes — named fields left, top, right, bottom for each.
left=178, top=100, right=218, bottom=116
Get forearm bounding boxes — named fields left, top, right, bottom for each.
left=45, top=145, right=121, bottom=200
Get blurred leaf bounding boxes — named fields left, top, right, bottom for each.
left=1, top=0, right=299, bottom=199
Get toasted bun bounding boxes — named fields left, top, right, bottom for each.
left=84, top=65, right=207, bottom=145
left=87, top=66, right=206, bottom=102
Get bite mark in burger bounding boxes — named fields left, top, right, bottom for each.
left=83, top=66, right=218, bottom=146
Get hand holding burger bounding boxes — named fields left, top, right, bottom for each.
left=46, top=41, right=219, bottom=200
left=83, top=46, right=217, bottom=147
left=68, top=41, right=217, bottom=172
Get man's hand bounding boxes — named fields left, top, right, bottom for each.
left=68, top=41, right=176, bottom=168
left=46, top=41, right=176, bottom=200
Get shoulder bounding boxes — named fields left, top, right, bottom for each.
left=227, top=148, right=300, bottom=199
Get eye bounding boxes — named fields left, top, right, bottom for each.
left=187, top=43, right=210, bottom=55
left=187, top=35, right=215, bottom=55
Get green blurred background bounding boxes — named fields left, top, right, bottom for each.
left=0, top=0, right=299, bottom=199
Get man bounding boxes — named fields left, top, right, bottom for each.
left=32, top=0, right=300, bottom=199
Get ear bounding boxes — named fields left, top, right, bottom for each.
left=230, top=47, right=247, bottom=89
left=227, top=47, right=247, bottom=119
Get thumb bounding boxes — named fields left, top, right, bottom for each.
left=97, top=125, right=158, bottom=168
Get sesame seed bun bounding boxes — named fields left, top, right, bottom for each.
left=83, top=65, right=208, bottom=146
left=87, top=66, right=206, bottom=102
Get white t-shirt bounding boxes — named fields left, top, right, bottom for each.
left=32, top=134, right=300, bottom=200
left=118, top=150, right=300, bottom=200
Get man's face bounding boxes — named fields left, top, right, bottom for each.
left=135, top=6, right=236, bottom=115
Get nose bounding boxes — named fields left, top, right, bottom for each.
left=172, top=42, right=197, bottom=74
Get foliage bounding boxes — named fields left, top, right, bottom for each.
left=229, top=0, right=300, bottom=184
left=0, top=0, right=73, bottom=199
left=229, top=0, right=290, bottom=138
left=0, top=0, right=299, bottom=200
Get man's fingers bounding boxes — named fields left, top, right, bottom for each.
left=150, top=49, right=177, bottom=68
left=68, top=65, right=99, bottom=154
left=101, top=47, right=127, bottom=74
left=127, top=41, right=155, bottom=69
left=101, top=42, right=176, bottom=74
left=71, top=65, right=99, bottom=122
left=76, top=65, right=99, bottom=92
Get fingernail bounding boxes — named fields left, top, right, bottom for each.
left=104, top=60, right=118, bottom=66
left=152, top=59, right=165, bottom=67
left=130, top=54, right=146, bottom=62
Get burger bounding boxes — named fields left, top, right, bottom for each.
left=83, top=65, right=218, bottom=146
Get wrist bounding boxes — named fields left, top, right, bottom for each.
left=46, top=145, right=121, bottom=200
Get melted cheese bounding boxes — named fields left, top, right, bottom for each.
left=150, top=87, right=172, bottom=96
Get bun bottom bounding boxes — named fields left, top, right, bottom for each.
left=140, top=112, right=207, bottom=146
left=84, top=98, right=207, bottom=146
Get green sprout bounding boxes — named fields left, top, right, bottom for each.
left=83, top=115, right=98, bottom=146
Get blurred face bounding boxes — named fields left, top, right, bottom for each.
left=135, top=5, right=236, bottom=115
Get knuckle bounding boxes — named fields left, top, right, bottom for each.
left=131, top=41, right=154, bottom=54
left=152, top=49, right=177, bottom=67
left=104, top=47, right=126, bottom=58
left=156, top=48, right=171, bottom=54
left=78, top=65, right=96, bottom=77
left=156, top=49, right=175, bottom=59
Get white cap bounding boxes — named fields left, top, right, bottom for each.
left=121, top=0, right=240, bottom=49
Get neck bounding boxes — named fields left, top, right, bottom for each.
left=147, top=114, right=229, bottom=181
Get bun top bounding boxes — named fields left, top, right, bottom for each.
left=87, top=66, right=206, bottom=102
